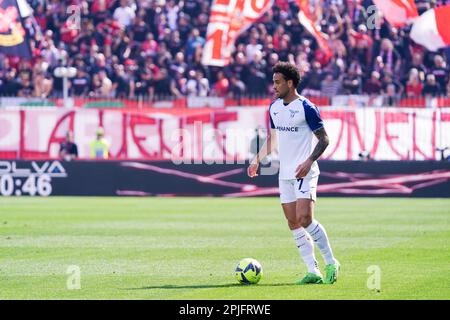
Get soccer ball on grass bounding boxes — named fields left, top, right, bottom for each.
left=235, top=258, right=263, bottom=285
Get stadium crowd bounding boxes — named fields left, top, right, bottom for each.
left=0, top=0, right=449, bottom=103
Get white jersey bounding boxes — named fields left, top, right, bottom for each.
left=269, top=96, right=323, bottom=180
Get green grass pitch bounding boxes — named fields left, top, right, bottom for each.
left=0, top=197, right=449, bottom=300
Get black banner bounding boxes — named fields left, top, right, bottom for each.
left=0, top=160, right=449, bottom=197
left=0, top=0, right=31, bottom=58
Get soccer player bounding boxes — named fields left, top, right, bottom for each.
left=247, top=62, right=340, bottom=284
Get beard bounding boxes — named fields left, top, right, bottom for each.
left=276, top=89, right=288, bottom=99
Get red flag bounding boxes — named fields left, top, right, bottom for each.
left=202, top=0, right=273, bottom=67
left=372, top=0, right=419, bottom=27
left=410, top=5, right=450, bottom=51
left=296, top=0, right=332, bottom=62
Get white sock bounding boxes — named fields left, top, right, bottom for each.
left=305, top=219, right=336, bottom=265
left=292, top=228, right=321, bottom=275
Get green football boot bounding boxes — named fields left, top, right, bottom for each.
left=295, top=272, right=323, bottom=285
left=324, top=260, right=340, bottom=284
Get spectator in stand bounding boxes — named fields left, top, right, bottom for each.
left=33, top=54, right=50, bottom=76
left=342, top=59, right=363, bottom=94
left=186, top=70, right=199, bottom=96
left=134, top=69, right=152, bottom=98
left=194, top=70, right=210, bottom=97
left=363, top=71, right=382, bottom=95
left=91, top=0, right=115, bottom=24
left=227, top=74, right=246, bottom=101
left=2, top=69, right=21, bottom=96
left=321, top=73, right=341, bottom=97
left=302, top=61, right=323, bottom=97
left=33, top=71, right=53, bottom=98
left=97, top=70, right=113, bottom=97
left=250, top=50, right=267, bottom=73
left=90, top=53, right=110, bottom=77
left=186, top=70, right=209, bottom=97
left=183, top=0, right=201, bottom=18
left=130, top=13, right=150, bottom=43
left=59, top=131, right=78, bottom=161
left=113, top=0, right=136, bottom=28
left=141, top=33, right=159, bottom=57
left=71, top=68, right=90, bottom=97
left=327, top=24, right=347, bottom=59
left=195, top=12, right=209, bottom=36
left=177, top=13, right=192, bottom=42
left=18, top=73, right=33, bottom=98
left=405, top=68, right=423, bottom=97
left=90, top=73, right=102, bottom=97
left=323, top=56, right=346, bottom=80
left=265, top=52, right=279, bottom=81
left=170, top=52, right=188, bottom=76
left=382, top=73, right=403, bottom=97
left=246, top=66, right=268, bottom=97
left=383, top=83, right=401, bottom=107
left=347, top=19, right=373, bottom=67
left=422, top=74, right=442, bottom=97
left=375, top=38, right=402, bottom=76
left=225, top=52, right=249, bottom=84
left=212, top=71, right=229, bottom=97
left=165, top=0, right=180, bottom=31
left=185, top=28, right=205, bottom=63
left=170, top=68, right=187, bottom=98
left=431, top=55, right=449, bottom=95
left=405, top=52, right=428, bottom=83
left=149, top=68, right=171, bottom=100
left=168, top=30, right=183, bottom=57
left=246, top=36, right=263, bottom=63
left=112, top=64, right=132, bottom=98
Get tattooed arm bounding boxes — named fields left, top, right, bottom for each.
left=295, top=127, right=330, bottom=179
left=309, top=127, right=330, bottom=162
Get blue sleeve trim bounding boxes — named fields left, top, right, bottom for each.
left=303, top=99, right=323, bottom=132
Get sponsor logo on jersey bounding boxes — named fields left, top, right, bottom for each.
left=276, top=126, right=299, bottom=132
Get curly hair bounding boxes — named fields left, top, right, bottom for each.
left=272, top=62, right=301, bottom=87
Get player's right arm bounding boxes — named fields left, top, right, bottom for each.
left=247, top=128, right=277, bottom=178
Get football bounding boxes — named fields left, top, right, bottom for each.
left=235, top=258, right=263, bottom=285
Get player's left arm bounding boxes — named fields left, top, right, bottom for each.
left=295, top=127, right=330, bottom=179
left=309, top=127, right=330, bottom=162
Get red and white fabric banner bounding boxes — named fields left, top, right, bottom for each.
left=372, top=0, right=418, bottom=27
left=1, top=107, right=449, bottom=161
left=410, top=5, right=450, bottom=51
left=296, top=0, right=332, bottom=60
left=201, top=0, right=273, bottom=67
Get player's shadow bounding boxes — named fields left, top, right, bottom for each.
left=126, top=283, right=296, bottom=290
